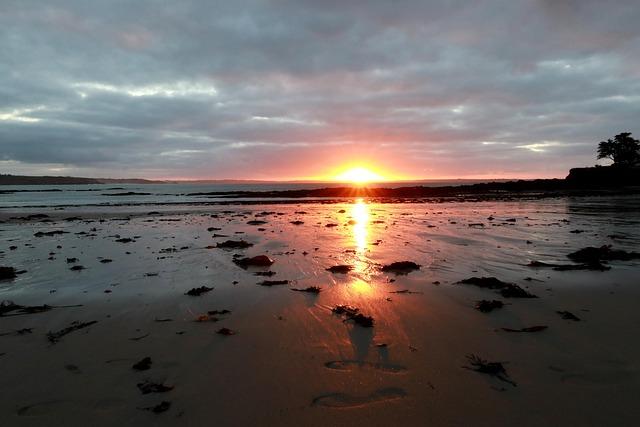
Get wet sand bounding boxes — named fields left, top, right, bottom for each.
left=1, top=196, right=640, bottom=426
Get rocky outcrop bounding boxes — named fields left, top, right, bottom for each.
left=566, top=166, right=640, bottom=187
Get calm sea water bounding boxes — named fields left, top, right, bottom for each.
left=0, top=180, right=497, bottom=208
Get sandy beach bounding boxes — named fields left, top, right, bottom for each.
left=1, top=196, right=639, bottom=426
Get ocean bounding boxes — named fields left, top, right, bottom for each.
left=0, top=180, right=500, bottom=208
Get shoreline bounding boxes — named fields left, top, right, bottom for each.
left=2, top=187, right=640, bottom=214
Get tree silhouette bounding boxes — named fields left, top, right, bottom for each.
left=597, top=132, right=640, bottom=166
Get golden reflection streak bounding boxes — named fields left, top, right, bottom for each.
left=349, top=278, right=373, bottom=294
left=348, top=199, right=374, bottom=296
left=352, top=199, right=369, bottom=254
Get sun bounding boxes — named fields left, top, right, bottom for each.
left=334, top=167, right=385, bottom=184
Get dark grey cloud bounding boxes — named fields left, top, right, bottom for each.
left=1, top=0, right=639, bottom=179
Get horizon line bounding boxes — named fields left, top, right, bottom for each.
left=1, top=173, right=570, bottom=184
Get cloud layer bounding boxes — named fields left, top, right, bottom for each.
left=1, top=0, right=639, bottom=179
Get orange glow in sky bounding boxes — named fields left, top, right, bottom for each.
left=332, top=166, right=387, bottom=184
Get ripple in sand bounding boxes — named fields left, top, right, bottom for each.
left=312, top=387, right=407, bottom=408
left=324, top=360, right=407, bottom=373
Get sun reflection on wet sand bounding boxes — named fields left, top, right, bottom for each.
left=351, top=198, right=369, bottom=254
left=349, top=278, right=373, bottom=294
left=348, top=199, right=376, bottom=296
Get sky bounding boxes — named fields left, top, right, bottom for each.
left=1, top=0, right=639, bottom=181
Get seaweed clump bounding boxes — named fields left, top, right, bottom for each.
left=258, top=280, right=289, bottom=287
left=527, top=260, right=610, bottom=271
left=332, top=305, right=374, bottom=327
left=530, top=245, right=640, bottom=272
left=233, top=255, right=274, bottom=268
left=185, top=286, right=214, bottom=296
left=140, top=401, right=171, bottom=414
left=458, top=277, right=537, bottom=298
left=0, top=267, right=17, bottom=280
left=137, top=380, right=174, bottom=394
left=464, top=354, right=516, bottom=386
left=501, top=326, right=547, bottom=333
left=381, top=261, right=421, bottom=274
left=291, top=286, right=322, bottom=293
left=215, top=240, right=253, bottom=249
left=132, top=357, right=152, bottom=371
left=557, top=310, right=581, bottom=321
left=47, top=320, right=98, bottom=343
left=475, top=300, right=504, bottom=313
left=326, top=265, right=353, bottom=274
left=1, top=301, right=52, bottom=317
left=567, top=245, right=640, bottom=263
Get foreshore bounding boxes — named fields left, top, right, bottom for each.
left=1, top=196, right=639, bottom=426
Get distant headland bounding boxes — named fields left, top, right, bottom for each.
left=0, top=175, right=156, bottom=185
